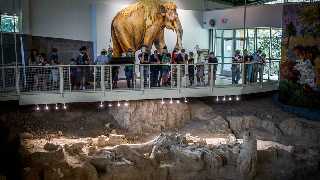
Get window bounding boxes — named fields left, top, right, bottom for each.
left=0, top=14, right=19, bottom=33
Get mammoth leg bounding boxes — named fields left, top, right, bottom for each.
left=154, top=29, right=166, bottom=52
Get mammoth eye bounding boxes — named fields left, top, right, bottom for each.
left=160, top=6, right=166, bottom=14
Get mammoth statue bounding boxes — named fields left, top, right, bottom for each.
left=111, top=0, right=183, bottom=57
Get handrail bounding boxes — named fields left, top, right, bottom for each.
left=0, top=62, right=281, bottom=98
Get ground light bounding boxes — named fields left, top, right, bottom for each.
left=99, top=101, right=104, bottom=108
left=184, top=97, right=188, bottom=103
left=108, top=103, right=113, bottom=107
left=169, top=98, right=173, bottom=104
left=124, top=101, right=129, bottom=107
left=117, top=101, right=121, bottom=107
left=55, top=104, right=59, bottom=110
left=36, top=105, right=40, bottom=111
left=223, top=96, right=226, bottom=101
left=216, top=96, right=219, bottom=102
left=176, top=99, right=180, bottom=104
left=63, top=103, right=67, bottom=110
left=45, top=104, right=49, bottom=111
left=236, top=96, right=240, bottom=101
left=229, top=96, right=232, bottom=101
left=161, top=98, right=165, bottom=105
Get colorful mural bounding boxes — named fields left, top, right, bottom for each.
left=280, top=3, right=320, bottom=109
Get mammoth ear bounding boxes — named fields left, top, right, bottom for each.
left=160, top=5, right=166, bottom=15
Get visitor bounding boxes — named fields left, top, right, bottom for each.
left=196, top=57, right=205, bottom=86
left=48, top=48, right=60, bottom=90
left=139, top=45, right=150, bottom=87
left=28, top=49, right=39, bottom=91
left=70, top=58, right=78, bottom=90
left=188, top=52, right=195, bottom=86
left=176, top=49, right=188, bottom=86
left=258, top=53, right=266, bottom=83
left=95, top=49, right=109, bottom=65
left=208, top=52, right=218, bottom=86
left=159, top=46, right=168, bottom=86
left=161, top=48, right=171, bottom=87
left=252, top=49, right=263, bottom=83
left=232, top=50, right=242, bottom=84
left=37, top=53, right=50, bottom=91
left=150, top=50, right=161, bottom=87
left=48, top=48, right=59, bottom=65
left=76, top=46, right=91, bottom=90
left=243, top=49, right=253, bottom=84
left=124, top=48, right=135, bottom=88
left=171, top=49, right=179, bottom=86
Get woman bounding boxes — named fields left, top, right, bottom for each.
left=161, top=53, right=171, bottom=86
left=188, top=52, right=195, bottom=86
left=28, top=49, right=39, bottom=91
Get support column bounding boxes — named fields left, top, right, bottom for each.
left=101, top=66, right=105, bottom=91
left=59, top=66, right=64, bottom=95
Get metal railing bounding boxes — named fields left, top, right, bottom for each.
left=0, top=61, right=280, bottom=96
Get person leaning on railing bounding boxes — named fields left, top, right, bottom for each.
left=160, top=47, right=171, bottom=87
left=243, top=49, right=254, bottom=84
left=208, top=51, right=218, bottom=86
left=252, top=49, right=263, bottom=83
left=232, top=50, right=242, bottom=85
left=124, top=49, right=135, bottom=88
left=28, top=49, right=40, bottom=91
left=76, top=46, right=91, bottom=90
left=138, top=45, right=150, bottom=87
left=188, top=52, right=195, bottom=86
left=150, top=50, right=161, bottom=87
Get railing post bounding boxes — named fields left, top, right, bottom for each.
left=194, top=64, right=197, bottom=86
left=185, top=64, right=188, bottom=87
left=15, top=66, right=20, bottom=95
left=148, top=65, right=151, bottom=89
left=59, top=66, right=64, bottom=94
left=210, top=64, right=214, bottom=91
left=141, top=65, right=144, bottom=91
left=93, top=66, right=97, bottom=92
left=268, top=59, right=271, bottom=81
left=171, top=65, right=173, bottom=88
left=177, top=64, right=181, bottom=90
left=68, top=66, right=71, bottom=92
left=101, top=66, right=105, bottom=92
left=110, top=66, right=113, bottom=91
left=241, top=63, right=246, bottom=85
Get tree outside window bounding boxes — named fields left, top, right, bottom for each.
left=0, top=14, right=19, bottom=33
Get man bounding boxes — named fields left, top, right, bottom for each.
left=76, top=46, right=91, bottom=90
left=176, top=49, right=188, bottom=86
left=150, top=50, right=161, bottom=87
left=208, top=52, right=218, bottom=86
left=243, top=49, right=253, bottom=84
left=252, top=49, right=262, bottom=82
left=49, top=48, right=59, bottom=65
left=124, top=49, right=135, bottom=88
left=138, top=45, right=150, bottom=87
left=232, top=50, right=242, bottom=84
left=95, top=49, right=109, bottom=65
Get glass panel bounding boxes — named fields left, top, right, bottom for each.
left=215, top=38, right=222, bottom=56
left=223, top=30, right=233, bottom=38
left=0, top=15, right=19, bottom=32
left=236, top=29, right=245, bottom=38
left=247, top=29, right=255, bottom=38
left=222, top=58, right=232, bottom=76
left=257, top=28, right=271, bottom=58
left=216, top=30, right=223, bottom=38
left=223, top=39, right=233, bottom=57
left=247, top=38, right=255, bottom=55
left=271, top=28, right=282, bottom=60
left=235, top=39, right=244, bottom=53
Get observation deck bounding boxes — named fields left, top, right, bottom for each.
left=0, top=62, right=280, bottom=105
